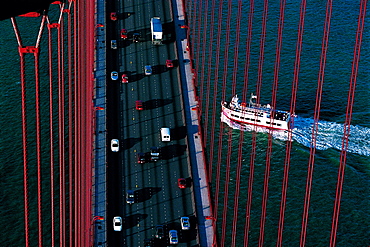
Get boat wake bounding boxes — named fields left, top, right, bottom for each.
left=221, top=114, right=370, bottom=156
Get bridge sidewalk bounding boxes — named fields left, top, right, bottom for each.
left=171, top=0, right=215, bottom=246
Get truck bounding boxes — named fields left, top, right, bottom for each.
left=150, top=17, right=163, bottom=45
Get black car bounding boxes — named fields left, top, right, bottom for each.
left=133, top=33, right=140, bottom=42
left=150, top=147, right=160, bottom=161
left=155, top=225, right=164, bottom=239
left=137, top=152, right=147, bottom=164
left=126, top=190, right=135, bottom=204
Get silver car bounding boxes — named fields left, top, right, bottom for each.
left=144, top=65, right=152, bottom=75
left=111, top=71, right=118, bottom=80
left=111, top=40, right=117, bottom=49
left=180, top=216, right=190, bottom=230
left=169, top=230, right=178, bottom=244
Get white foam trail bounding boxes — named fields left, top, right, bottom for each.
left=221, top=114, right=370, bottom=156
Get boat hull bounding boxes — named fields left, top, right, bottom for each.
left=221, top=103, right=290, bottom=131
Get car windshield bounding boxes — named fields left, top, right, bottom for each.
left=115, top=222, right=120, bottom=226
left=112, top=143, right=118, bottom=147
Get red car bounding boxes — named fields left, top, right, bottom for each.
left=120, top=29, right=128, bottom=39
left=178, top=178, right=187, bottom=189
left=121, top=74, right=128, bottom=83
left=166, top=59, right=174, bottom=68
left=135, top=100, right=144, bottom=110
left=110, top=12, right=117, bottom=21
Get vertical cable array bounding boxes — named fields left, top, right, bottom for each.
left=329, top=1, right=367, bottom=246
left=277, top=0, right=306, bottom=245
left=65, top=1, right=75, bottom=245
left=47, top=21, right=56, bottom=247
left=300, top=0, right=333, bottom=246
left=259, top=0, right=286, bottom=246
left=229, top=1, right=243, bottom=246
left=202, top=0, right=216, bottom=148
left=198, top=0, right=209, bottom=130
left=12, top=15, right=47, bottom=247
left=10, top=0, right=94, bottom=244
left=16, top=34, right=30, bottom=247
left=256, top=1, right=269, bottom=245
left=74, top=0, right=80, bottom=244
left=242, top=1, right=254, bottom=246
left=210, top=0, right=225, bottom=244
left=219, top=0, right=234, bottom=245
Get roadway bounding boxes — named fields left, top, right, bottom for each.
left=106, top=0, right=198, bottom=246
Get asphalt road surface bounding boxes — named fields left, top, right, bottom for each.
left=105, top=0, right=198, bottom=246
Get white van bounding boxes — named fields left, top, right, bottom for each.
left=160, top=127, right=170, bottom=142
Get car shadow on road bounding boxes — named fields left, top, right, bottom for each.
left=123, top=213, right=148, bottom=230
left=144, top=98, right=173, bottom=110
left=122, top=137, right=143, bottom=150
left=160, top=144, right=187, bottom=160
left=171, top=125, right=187, bottom=140
left=128, top=72, right=145, bottom=82
left=135, top=187, right=162, bottom=203
left=117, top=12, right=134, bottom=20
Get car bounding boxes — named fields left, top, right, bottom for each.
left=166, top=59, right=174, bottom=68
left=135, top=100, right=144, bottom=110
left=121, top=74, right=128, bottom=83
left=111, top=40, right=117, bottom=49
left=137, top=152, right=146, bottom=164
left=180, top=217, right=190, bottom=230
left=113, top=216, right=122, bottom=231
left=155, top=225, right=164, bottom=239
left=178, top=178, right=187, bottom=189
left=169, top=230, right=178, bottom=245
left=150, top=147, right=160, bottom=161
left=144, top=65, right=152, bottom=75
left=120, top=29, right=128, bottom=39
left=126, top=190, right=134, bottom=204
left=111, top=139, right=119, bottom=152
left=133, top=33, right=140, bottom=42
left=111, top=71, right=118, bottom=80
left=110, top=12, right=117, bottom=21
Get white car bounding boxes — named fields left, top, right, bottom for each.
left=113, top=216, right=122, bottom=231
left=180, top=216, right=190, bottom=230
left=111, top=139, right=119, bottom=152
left=144, top=65, right=152, bottom=75
left=169, top=230, right=178, bottom=244
left=111, top=71, right=118, bottom=80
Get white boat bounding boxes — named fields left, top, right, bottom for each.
left=221, top=94, right=292, bottom=131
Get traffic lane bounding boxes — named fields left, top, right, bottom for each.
left=119, top=74, right=191, bottom=245
left=124, top=86, right=193, bottom=244
left=106, top=0, right=126, bottom=243
left=115, top=0, right=196, bottom=245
